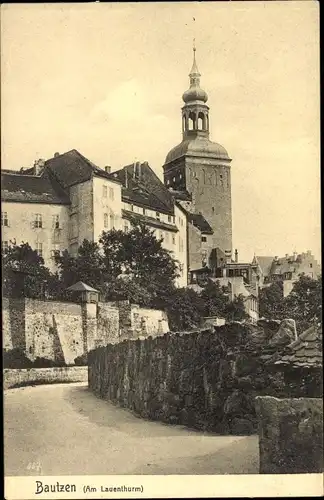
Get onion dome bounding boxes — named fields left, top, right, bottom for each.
left=182, top=46, right=208, bottom=104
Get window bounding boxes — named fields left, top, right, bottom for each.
left=109, top=187, right=114, bottom=200
left=168, top=215, right=172, bottom=222
left=124, top=223, right=129, bottom=233
left=110, top=214, right=114, bottom=229
left=212, top=207, right=215, bottom=213
left=310, top=263, right=313, bottom=268
left=1, top=212, right=8, bottom=227
left=130, top=204, right=134, bottom=212
left=36, top=242, right=43, bottom=257
left=172, top=216, right=175, bottom=224
left=104, top=213, right=108, bottom=228
left=103, top=186, right=108, bottom=198
left=156, top=212, right=160, bottom=220
left=53, top=215, right=60, bottom=229
left=180, top=218, right=183, bottom=227
left=201, top=236, right=207, bottom=242
left=172, top=235, right=175, bottom=245
left=143, top=208, right=146, bottom=216
left=2, top=241, right=9, bottom=253
left=34, top=214, right=42, bottom=228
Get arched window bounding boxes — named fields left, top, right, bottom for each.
left=188, top=112, right=196, bottom=130
left=198, top=112, right=205, bottom=130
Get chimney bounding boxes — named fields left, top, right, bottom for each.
left=104, top=165, right=111, bottom=174
left=235, top=249, right=238, bottom=263
left=34, top=158, right=45, bottom=176
left=54, top=152, right=60, bottom=158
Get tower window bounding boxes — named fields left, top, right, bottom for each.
left=201, top=236, right=207, bottom=242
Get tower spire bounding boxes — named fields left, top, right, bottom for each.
left=189, top=38, right=200, bottom=79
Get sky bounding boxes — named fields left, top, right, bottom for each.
left=1, top=2, right=320, bottom=262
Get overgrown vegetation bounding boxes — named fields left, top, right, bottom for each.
left=2, top=224, right=322, bottom=333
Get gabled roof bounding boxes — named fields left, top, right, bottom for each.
left=272, top=324, right=322, bottom=369
left=1, top=168, right=70, bottom=205
left=66, top=281, right=99, bottom=292
left=254, top=256, right=274, bottom=276
left=45, top=149, right=121, bottom=189
left=188, top=213, right=213, bottom=234
left=115, top=162, right=175, bottom=215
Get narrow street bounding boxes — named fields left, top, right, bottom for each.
left=5, top=383, right=259, bottom=475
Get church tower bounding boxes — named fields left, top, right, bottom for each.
left=163, top=44, right=233, bottom=271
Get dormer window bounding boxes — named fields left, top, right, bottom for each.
left=156, top=212, right=160, bottom=220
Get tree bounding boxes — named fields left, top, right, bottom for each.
left=99, top=223, right=179, bottom=305
left=200, top=279, right=228, bottom=317
left=224, top=295, right=249, bottom=322
left=259, top=280, right=285, bottom=319
left=55, top=240, right=106, bottom=291
left=164, top=287, right=205, bottom=331
left=2, top=243, right=53, bottom=299
left=283, top=274, right=322, bottom=332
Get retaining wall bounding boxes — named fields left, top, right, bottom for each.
left=4, top=367, right=88, bottom=390
left=88, top=325, right=287, bottom=434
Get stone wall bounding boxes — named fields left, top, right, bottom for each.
left=97, top=302, right=120, bottom=345
left=130, top=305, right=169, bottom=339
left=256, top=396, right=323, bottom=473
left=88, top=324, right=290, bottom=434
left=3, top=297, right=168, bottom=365
left=4, top=366, right=88, bottom=390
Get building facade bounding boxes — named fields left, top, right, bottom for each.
left=1, top=152, right=188, bottom=286
left=163, top=46, right=232, bottom=272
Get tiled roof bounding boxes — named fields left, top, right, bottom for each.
left=116, top=162, right=175, bottom=215
left=122, top=209, right=178, bottom=233
left=255, top=256, right=274, bottom=276
left=45, top=149, right=121, bottom=189
left=188, top=213, right=213, bottom=234
left=66, top=281, right=99, bottom=292
left=1, top=169, right=70, bottom=205
left=167, top=189, right=192, bottom=201
left=272, top=324, right=322, bottom=369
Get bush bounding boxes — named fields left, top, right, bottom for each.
left=3, top=348, right=33, bottom=369
left=74, top=353, right=88, bottom=366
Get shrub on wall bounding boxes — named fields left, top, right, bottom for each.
left=3, top=349, right=68, bottom=369
left=74, top=353, right=88, bottom=366
left=3, top=348, right=33, bottom=369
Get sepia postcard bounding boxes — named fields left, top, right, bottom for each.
left=1, top=2, right=322, bottom=499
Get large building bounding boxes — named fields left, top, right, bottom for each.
left=1, top=48, right=233, bottom=292
left=163, top=46, right=233, bottom=272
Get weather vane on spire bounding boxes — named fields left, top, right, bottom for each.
left=193, top=38, right=196, bottom=52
